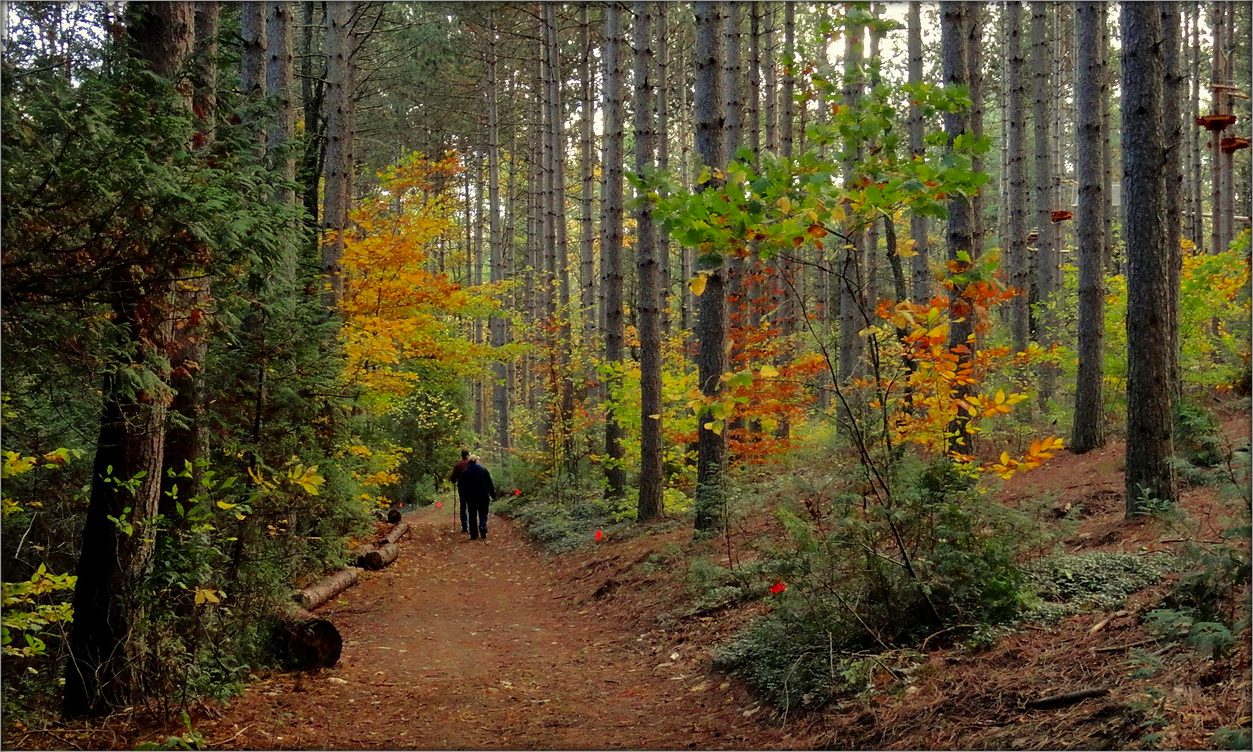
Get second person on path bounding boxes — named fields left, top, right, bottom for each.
left=457, top=455, right=495, bottom=540
left=449, top=449, right=471, bottom=533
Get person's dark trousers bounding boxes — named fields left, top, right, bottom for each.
left=468, top=498, right=489, bottom=539
left=457, top=490, right=468, bottom=533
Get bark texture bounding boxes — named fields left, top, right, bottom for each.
left=1121, top=2, right=1178, bottom=515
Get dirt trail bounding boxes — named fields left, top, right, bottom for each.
left=197, top=508, right=783, bottom=750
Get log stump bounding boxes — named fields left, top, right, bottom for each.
left=358, top=542, right=400, bottom=571
left=277, top=607, right=343, bottom=669
left=294, top=567, right=361, bottom=610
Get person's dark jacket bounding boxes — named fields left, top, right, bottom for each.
left=457, top=462, right=496, bottom=504
left=449, top=458, right=470, bottom=484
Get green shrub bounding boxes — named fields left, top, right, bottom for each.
left=1025, top=551, right=1179, bottom=619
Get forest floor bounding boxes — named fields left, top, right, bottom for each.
left=10, top=405, right=1251, bottom=750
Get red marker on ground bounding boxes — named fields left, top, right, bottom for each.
left=769, top=581, right=787, bottom=595
left=594, top=529, right=603, bottom=542
left=435, top=501, right=443, bottom=509
left=513, top=488, right=521, bottom=496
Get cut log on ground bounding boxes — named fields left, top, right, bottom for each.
left=1025, top=687, right=1109, bottom=710
left=294, top=567, right=361, bottom=610
left=276, top=606, right=343, bottom=669
left=386, top=508, right=402, bottom=524
left=358, top=542, right=400, bottom=571
left=378, top=519, right=410, bottom=546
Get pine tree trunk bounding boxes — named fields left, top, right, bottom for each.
left=241, top=2, right=265, bottom=99
left=907, top=1, right=929, bottom=300
left=1188, top=2, right=1204, bottom=249
left=320, top=0, right=355, bottom=311
left=580, top=5, right=597, bottom=349
left=161, top=1, right=218, bottom=513
left=634, top=1, right=663, bottom=523
left=1162, top=3, right=1183, bottom=401
left=64, top=1, right=193, bottom=719
left=603, top=2, right=628, bottom=501
left=838, top=13, right=865, bottom=381
left=693, top=0, right=727, bottom=533
left=1100, top=7, right=1116, bottom=271
left=1122, top=2, right=1177, bottom=515
left=1030, top=2, right=1057, bottom=405
left=777, top=2, right=797, bottom=337
left=656, top=2, right=672, bottom=336
left=1071, top=1, right=1107, bottom=453
left=1006, top=1, right=1030, bottom=353
left=486, top=11, right=508, bottom=455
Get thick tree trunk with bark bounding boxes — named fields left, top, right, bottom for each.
left=579, top=5, right=597, bottom=348
left=838, top=13, right=866, bottom=381
left=1122, top=2, right=1178, bottom=515
left=693, top=0, right=727, bottom=533
left=1031, top=2, right=1058, bottom=405
left=241, top=2, right=265, bottom=99
left=487, top=10, right=509, bottom=455
left=64, top=1, right=193, bottom=719
left=161, top=1, right=218, bottom=513
left=907, top=1, right=929, bottom=300
left=634, top=1, right=663, bottom=523
left=1162, top=3, right=1183, bottom=401
left=320, top=1, right=356, bottom=311
left=602, top=3, right=628, bottom=501
left=1006, top=1, right=1030, bottom=353
left=1071, top=2, right=1107, bottom=454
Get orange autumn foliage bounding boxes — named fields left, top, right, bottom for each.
left=339, top=153, right=497, bottom=408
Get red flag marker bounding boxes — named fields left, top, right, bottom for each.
left=769, top=581, right=787, bottom=595
left=513, top=488, right=521, bottom=496
left=435, top=501, right=443, bottom=509
left=594, top=529, right=603, bottom=542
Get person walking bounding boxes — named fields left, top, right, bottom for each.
left=449, top=450, right=471, bottom=533
left=456, top=455, right=496, bottom=540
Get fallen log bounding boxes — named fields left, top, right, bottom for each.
left=386, top=508, right=402, bottom=524
left=293, top=567, right=361, bottom=610
left=358, top=542, right=400, bottom=571
left=276, top=606, right=343, bottom=669
left=1025, top=687, right=1109, bottom=710
left=378, top=519, right=410, bottom=546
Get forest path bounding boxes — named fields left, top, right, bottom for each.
left=198, top=508, right=782, bottom=750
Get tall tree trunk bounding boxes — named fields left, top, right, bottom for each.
left=762, top=2, right=777, bottom=154
left=160, top=1, right=218, bottom=513
left=298, top=1, right=324, bottom=237
left=723, top=3, right=746, bottom=351
left=966, top=2, right=984, bottom=259
left=693, top=0, right=727, bottom=533
left=487, top=10, right=508, bottom=456
left=602, top=2, right=628, bottom=501
left=1006, top=1, right=1030, bottom=353
left=1162, top=3, right=1183, bottom=400
left=320, top=0, right=355, bottom=311
left=1188, top=2, right=1204, bottom=249
left=1122, top=2, right=1177, bottom=515
left=241, top=1, right=265, bottom=98
left=907, top=1, right=929, bottom=300
left=838, top=11, right=865, bottom=382
left=776, top=2, right=796, bottom=337
left=656, top=2, right=672, bottom=336
left=64, top=1, right=193, bottom=719
left=1030, top=2, right=1058, bottom=405
left=1100, top=6, right=1116, bottom=271
left=635, top=1, right=663, bottom=523
left=580, top=5, right=597, bottom=349
left=266, top=2, right=296, bottom=217
left=1071, top=1, right=1107, bottom=453
left=941, top=2, right=976, bottom=448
